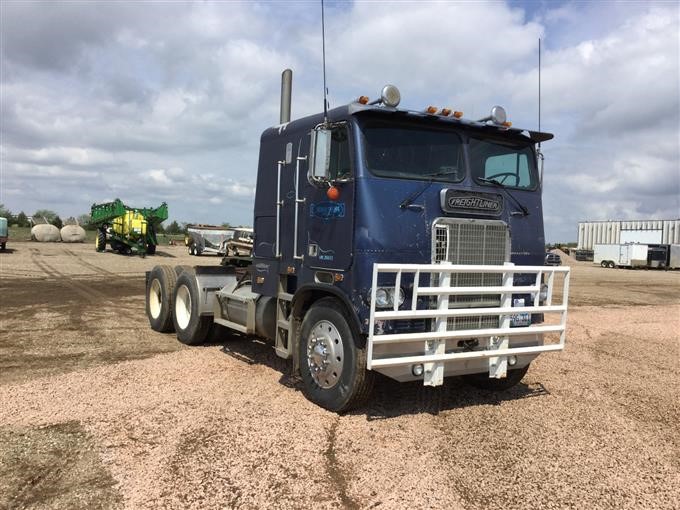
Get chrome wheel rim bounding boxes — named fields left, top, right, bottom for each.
left=306, top=320, right=344, bottom=389
left=175, top=284, right=191, bottom=330
left=149, top=279, right=162, bottom=319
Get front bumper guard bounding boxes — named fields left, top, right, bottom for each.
left=367, top=262, right=570, bottom=386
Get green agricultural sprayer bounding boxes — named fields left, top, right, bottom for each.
left=91, top=199, right=168, bottom=256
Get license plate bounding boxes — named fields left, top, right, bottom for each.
left=510, top=298, right=530, bottom=326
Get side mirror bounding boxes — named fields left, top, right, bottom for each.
left=309, top=127, right=332, bottom=183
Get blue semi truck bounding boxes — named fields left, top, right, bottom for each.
left=146, top=71, right=570, bottom=412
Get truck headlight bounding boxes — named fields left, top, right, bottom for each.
left=375, top=288, right=390, bottom=308
left=372, top=287, right=406, bottom=309
left=395, top=287, right=405, bottom=306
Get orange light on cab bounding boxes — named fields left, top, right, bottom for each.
left=502, top=121, right=512, bottom=127
left=425, top=106, right=437, bottom=114
left=327, top=186, right=341, bottom=201
left=357, top=96, right=369, bottom=104
left=453, top=111, right=463, bottom=118
left=440, top=108, right=451, bottom=116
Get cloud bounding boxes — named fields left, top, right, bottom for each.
left=0, top=1, right=677, bottom=241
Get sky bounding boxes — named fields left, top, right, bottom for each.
left=1, top=0, right=678, bottom=242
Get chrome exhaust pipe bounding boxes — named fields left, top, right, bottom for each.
left=280, top=69, right=292, bottom=124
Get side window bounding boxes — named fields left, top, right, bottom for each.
left=484, top=153, right=531, bottom=188
left=329, top=126, right=351, bottom=180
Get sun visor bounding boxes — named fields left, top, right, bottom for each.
left=525, top=130, right=554, bottom=143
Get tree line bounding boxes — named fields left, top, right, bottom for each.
left=0, top=203, right=205, bottom=235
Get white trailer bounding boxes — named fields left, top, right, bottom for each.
left=669, top=245, right=680, bottom=269
left=594, top=243, right=648, bottom=268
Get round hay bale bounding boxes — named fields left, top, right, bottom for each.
left=31, top=224, right=61, bottom=242
left=60, top=225, right=86, bottom=243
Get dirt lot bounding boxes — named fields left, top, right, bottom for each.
left=1, top=243, right=678, bottom=509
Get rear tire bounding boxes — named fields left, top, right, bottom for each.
left=172, top=271, right=212, bottom=345
left=462, top=364, right=530, bottom=391
left=600, top=261, right=608, bottom=268
left=608, top=261, right=616, bottom=268
left=146, top=265, right=177, bottom=333
left=298, top=297, right=374, bottom=413
left=95, top=230, right=106, bottom=252
left=174, top=265, right=194, bottom=276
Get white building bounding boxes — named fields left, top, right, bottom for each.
left=577, top=219, right=680, bottom=250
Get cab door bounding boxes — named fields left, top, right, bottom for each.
left=302, top=123, right=355, bottom=271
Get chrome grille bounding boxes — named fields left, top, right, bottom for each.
left=432, top=219, right=509, bottom=330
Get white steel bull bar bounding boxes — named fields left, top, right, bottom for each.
left=367, top=263, right=570, bottom=386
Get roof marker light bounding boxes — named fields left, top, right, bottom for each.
left=425, top=106, right=438, bottom=114
left=357, top=96, right=369, bottom=104
left=453, top=111, right=463, bottom=118
left=440, top=108, right=451, bottom=116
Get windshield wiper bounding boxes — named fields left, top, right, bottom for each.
left=399, top=180, right=432, bottom=210
left=400, top=169, right=461, bottom=210
left=477, top=177, right=529, bottom=216
left=423, top=169, right=460, bottom=178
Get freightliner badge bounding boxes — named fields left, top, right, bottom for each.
left=440, top=189, right=504, bottom=216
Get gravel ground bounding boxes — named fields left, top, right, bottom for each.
left=0, top=242, right=679, bottom=509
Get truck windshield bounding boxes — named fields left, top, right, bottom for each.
left=468, top=137, right=537, bottom=190
left=363, top=123, right=464, bottom=182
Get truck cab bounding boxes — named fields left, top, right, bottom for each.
left=145, top=80, right=570, bottom=412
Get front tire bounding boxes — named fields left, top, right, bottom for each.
left=146, top=265, right=177, bottom=332
left=172, top=271, right=212, bottom=345
left=600, top=260, right=608, bottom=268
left=462, top=364, right=530, bottom=391
left=298, top=298, right=374, bottom=413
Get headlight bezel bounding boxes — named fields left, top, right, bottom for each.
left=371, top=286, right=406, bottom=309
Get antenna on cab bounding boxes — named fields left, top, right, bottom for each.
left=321, top=0, right=329, bottom=124
left=538, top=37, right=542, bottom=149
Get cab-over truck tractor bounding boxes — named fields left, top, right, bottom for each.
left=145, top=70, right=570, bottom=412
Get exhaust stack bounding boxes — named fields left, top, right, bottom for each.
left=280, top=69, right=292, bottom=124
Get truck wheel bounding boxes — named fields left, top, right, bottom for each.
left=462, top=364, right=530, bottom=391
left=95, top=230, right=106, bottom=252
left=172, top=271, right=212, bottom=345
left=298, top=297, right=374, bottom=412
left=608, top=261, right=616, bottom=268
left=146, top=265, right=177, bottom=333
left=600, top=261, right=608, bottom=268
left=174, top=265, right=194, bottom=276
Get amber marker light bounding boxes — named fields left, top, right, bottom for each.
left=357, top=96, right=369, bottom=104
left=327, top=186, right=341, bottom=201
left=502, top=121, right=512, bottom=127
left=425, top=106, right=437, bottom=114
left=453, top=111, right=463, bottom=118
left=440, top=108, right=451, bottom=116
